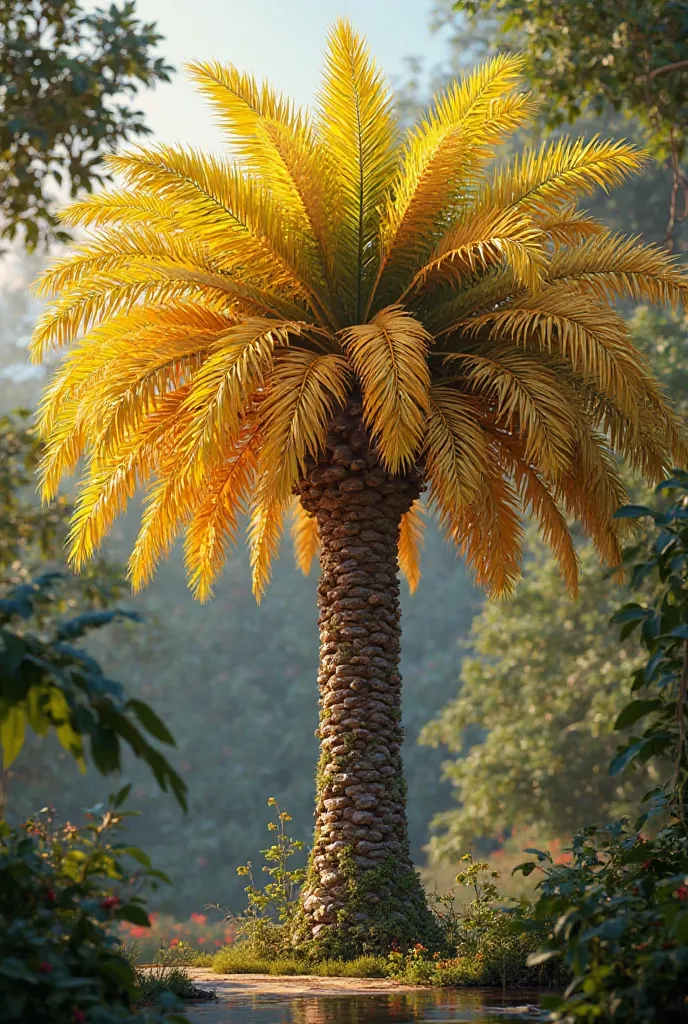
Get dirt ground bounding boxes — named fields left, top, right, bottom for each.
left=186, top=968, right=422, bottom=998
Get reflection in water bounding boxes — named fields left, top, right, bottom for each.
left=197, top=989, right=543, bottom=1024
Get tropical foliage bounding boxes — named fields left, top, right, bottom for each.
left=30, top=19, right=688, bottom=604
left=0, top=0, right=173, bottom=250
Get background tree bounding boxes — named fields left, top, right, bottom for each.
left=0, top=0, right=172, bottom=250
left=452, top=0, right=688, bottom=245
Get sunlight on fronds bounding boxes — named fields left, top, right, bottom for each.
left=29, top=18, right=688, bottom=602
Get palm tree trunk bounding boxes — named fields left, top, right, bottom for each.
left=291, top=396, right=443, bottom=957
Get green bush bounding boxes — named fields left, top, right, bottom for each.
left=0, top=795, right=188, bottom=1023
left=516, top=821, right=688, bottom=1022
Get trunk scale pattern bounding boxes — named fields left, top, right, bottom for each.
left=291, top=397, right=443, bottom=956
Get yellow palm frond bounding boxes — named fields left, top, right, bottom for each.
left=374, top=53, right=532, bottom=305
left=486, top=135, right=645, bottom=217
left=316, top=18, right=398, bottom=319
left=258, top=351, right=351, bottom=501
left=493, top=430, right=579, bottom=595
left=547, top=231, right=688, bottom=311
left=35, top=302, right=235, bottom=444
left=105, top=147, right=324, bottom=306
left=398, top=500, right=425, bottom=594
left=58, top=188, right=181, bottom=232
left=447, top=347, right=577, bottom=476
left=558, top=422, right=629, bottom=567
left=291, top=500, right=320, bottom=576
left=179, top=318, right=323, bottom=482
left=403, top=206, right=547, bottom=297
left=341, top=305, right=430, bottom=472
left=37, top=398, right=88, bottom=503
left=423, top=386, right=487, bottom=527
left=67, top=387, right=192, bottom=570
left=537, top=204, right=607, bottom=246
left=449, top=465, right=524, bottom=597
left=247, top=467, right=288, bottom=601
left=185, top=61, right=334, bottom=302
left=31, top=253, right=303, bottom=362
left=455, top=288, right=648, bottom=416
left=184, top=425, right=260, bottom=602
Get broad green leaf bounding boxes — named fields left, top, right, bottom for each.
left=614, top=699, right=663, bottom=731
left=0, top=705, right=26, bottom=767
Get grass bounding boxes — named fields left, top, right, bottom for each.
left=201, top=945, right=389, bottom=978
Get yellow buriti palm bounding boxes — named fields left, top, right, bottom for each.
left=31, top=20, right=688, bottom=953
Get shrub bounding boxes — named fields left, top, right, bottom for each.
left=516, top=821, right=688, bottom=1022
left=386, top=855, right=564, bottom=988
left=0, top=795, right=188, bottom=1023
left=207, top=797, right=306, bottom=960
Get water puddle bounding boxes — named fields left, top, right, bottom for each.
left=183, top=988, right=545, bottom=1023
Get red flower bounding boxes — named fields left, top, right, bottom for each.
left=45, top=888, right=56, bottom=902
left=170, top=938, right=180, bottom=946
left=642, top=860, right=653, bottom=870
left=190, top=913, right=207, bottom=925
left=73, top=1011, right=87, bottom=1024
left=197, top=937, right=206, bottom=944
left=38, top=962, right=52, bottom=974
left=676, top=885, right=688, bottom=901
left=100, top=896, right=120, bottom=911
left=214, top=940, right=223, bottom=947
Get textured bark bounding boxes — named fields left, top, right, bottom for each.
left=291, top=395, right=442, bottom=955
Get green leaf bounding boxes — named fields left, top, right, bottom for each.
left=611, top=603, right=651, bottom=624
left=0, top=705, right=26, bottom=768
left=115, top=903, right=151, bottom=928
left=614, top=699, right=663, bottom=731
left=0, top=958, right=37, bottom=983
left=128, top=699, right=176, bottom=746
left=512, top=861, right=537, bottom=876
left=609, top=739, right=646, bottom=776
left=613, top=505, right=657, bottom=520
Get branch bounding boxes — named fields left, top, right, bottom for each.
left=649, top=59, right=688, bottom=80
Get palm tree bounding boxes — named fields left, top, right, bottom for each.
left=31, top=20, right=687, bottom=956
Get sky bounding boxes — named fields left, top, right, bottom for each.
left=120, top=0, right=449, bottom=150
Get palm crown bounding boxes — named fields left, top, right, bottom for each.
left=31, top=20, right=688, bottom=602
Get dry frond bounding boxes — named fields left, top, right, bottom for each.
left=449, top=465, right=524, bottom=597
left=547, top=231, right=688, bottom=311
left=291, top=500, right=320, bottom=576
left=258, top=350, right=351, bottom=501
left=399, top=500, right=425, bottom=594
left=423, top=386, right=488, bottom=528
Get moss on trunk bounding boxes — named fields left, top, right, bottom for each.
left=290, top=396, right=443, bottom=957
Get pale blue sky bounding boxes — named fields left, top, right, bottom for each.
left=122, top=0, right=449, bottom=149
